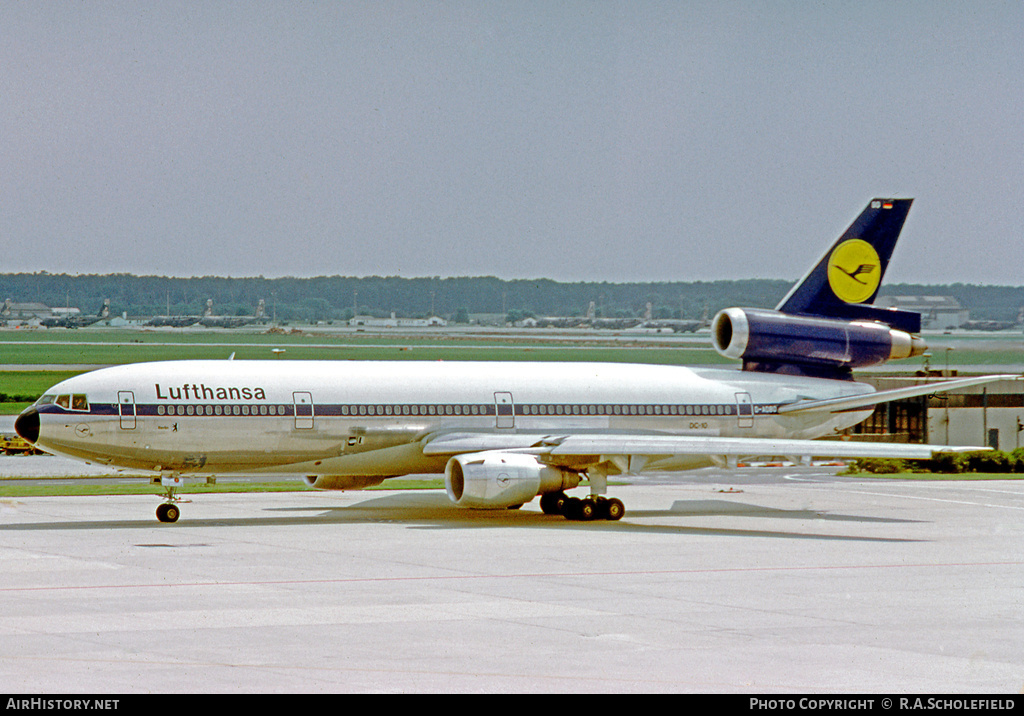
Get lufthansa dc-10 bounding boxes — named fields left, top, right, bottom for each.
left=14, top=199, right=1006, bottom=522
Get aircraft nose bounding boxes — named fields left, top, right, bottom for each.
left=15, top=407, right=40, bottom=444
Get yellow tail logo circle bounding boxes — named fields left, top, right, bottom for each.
left=827, top=239, right=881, bottom=304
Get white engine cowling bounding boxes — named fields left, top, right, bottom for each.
left=445, top=452, right=581, bottom=509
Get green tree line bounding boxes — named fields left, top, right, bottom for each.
left=1, top=272, right=1022, bottom=323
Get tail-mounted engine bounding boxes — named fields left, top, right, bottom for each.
left=445, top=452, right=581, bottom=509
left=711, top=307, right=926, bottom=377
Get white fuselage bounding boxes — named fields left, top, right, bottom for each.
left=28, top=360, right=874, bottom=477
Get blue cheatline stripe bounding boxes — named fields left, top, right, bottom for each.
left=38, top=401, right=775, bottom=419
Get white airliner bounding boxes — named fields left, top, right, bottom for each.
left=14, top=199, right=1006, bottom=523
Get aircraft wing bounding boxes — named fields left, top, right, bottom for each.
left=539, top=434, right=985, bottom=460
left=421, top=430, right=987, bottom=466
left=777, top=374, right=1021, bottom=415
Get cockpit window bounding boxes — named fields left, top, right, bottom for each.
left=36, top=395, right=55, bottom=406
left=52, top=394, right=88, bottom=411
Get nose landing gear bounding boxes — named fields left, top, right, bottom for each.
left=156, top=501, right=180, bottom=523
left=155, top=473, right=183, bottom=523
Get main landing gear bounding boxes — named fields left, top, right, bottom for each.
left=539, top=492, right=625, bottom=522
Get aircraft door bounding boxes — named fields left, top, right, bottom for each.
left=735, top=392, right=754, bottom=429
left=118, top=391, right=136, bottom=430
left=293, top=391, right=314, bottom=430
left=494, top=392, right=515, bottom=429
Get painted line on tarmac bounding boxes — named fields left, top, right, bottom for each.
left=4, top=560, right=1024, bottom=594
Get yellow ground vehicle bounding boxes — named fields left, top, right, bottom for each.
left=0, top=434, right=43, bottom=455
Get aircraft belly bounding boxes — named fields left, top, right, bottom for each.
left=251, top=441, right=447, bottom=477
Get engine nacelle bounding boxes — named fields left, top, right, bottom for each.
left=711, top=307, right=926, bottom=373
left=444, top=452, right=581, bottom=509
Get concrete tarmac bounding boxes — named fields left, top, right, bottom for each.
left=1, top=468, right=1023, bottom=693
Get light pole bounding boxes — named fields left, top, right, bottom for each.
left=944, top=347, right=953, bottom=444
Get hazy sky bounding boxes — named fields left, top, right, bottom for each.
left=2, top=1, right=1021, bottom=285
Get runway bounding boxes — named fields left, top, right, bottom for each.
left=1, top=468, right=1023, bottom=693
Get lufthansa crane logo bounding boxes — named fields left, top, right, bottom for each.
left=827, top=239, right=881, bottom=304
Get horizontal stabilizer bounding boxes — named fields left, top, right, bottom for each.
left=777, top=374, right=1022, bottom=415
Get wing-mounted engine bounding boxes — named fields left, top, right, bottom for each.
left=444, top=452, right=581, bottom=509
left=711, top=307, right=926, bottom=377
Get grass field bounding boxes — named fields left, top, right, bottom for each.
left=0, top=478, right=447, bottom=498
left=0, top=327, right=730, bottom=363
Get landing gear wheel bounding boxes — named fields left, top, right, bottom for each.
left=562, top=497, right=582, bottom=520
left=156, top=503, right=180, bottom=523
left=564, top=497, right=599, bottom=521
left=540, top=492, right=568, bottom=515
left=558, top=495, right=625, bottom=521
left=605, top=498, right=625, bottom=521
left=577, top=498, right=598, bottom=521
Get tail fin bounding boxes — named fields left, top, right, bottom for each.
left=776, top=198, right=917, bottom=332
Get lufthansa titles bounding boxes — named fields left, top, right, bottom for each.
left=155, top=383, right=267, bottom=401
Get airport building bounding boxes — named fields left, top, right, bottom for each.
left=875, top=295, right=970, bottom=330
left=349, top=313, right=447, bottom=328
left=1, top=300, right=56, bottom=324
left=853, top=373, right=1024, bottom=451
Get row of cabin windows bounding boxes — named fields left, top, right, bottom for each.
left=340, top=404, right=735, bottom=417
left=341, top=404, right=484, bottom=416
left=523, top=404, right=732, bottom=416
left=157, top=404, right=289, bottom=417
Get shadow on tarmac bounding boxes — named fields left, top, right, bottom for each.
left=0, top=491, right=921, bottom=542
